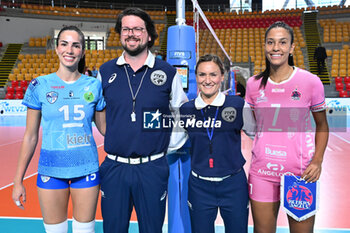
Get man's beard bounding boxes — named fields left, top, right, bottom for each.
left=122, top=37, right=148, bottom=56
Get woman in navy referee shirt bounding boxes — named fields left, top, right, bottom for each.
left=179, top=54, right=255, bottom=233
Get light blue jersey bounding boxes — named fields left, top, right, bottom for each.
left=23, top=73, right=105, bottom=178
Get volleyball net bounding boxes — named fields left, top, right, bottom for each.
left=187, top=0, right=253, bottom=95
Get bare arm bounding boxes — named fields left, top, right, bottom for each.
left=302, top=110, right=329, bottom=183
left=94, top=109, right=106, bottom=136
left=12, top=108, right=41, bottom=208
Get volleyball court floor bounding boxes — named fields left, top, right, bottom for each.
left=0, top=116, right=349, bottom=233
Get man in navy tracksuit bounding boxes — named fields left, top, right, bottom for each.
left=179, top=54, right=255, bottom=233
left=97, top=8, right=187, bottom=233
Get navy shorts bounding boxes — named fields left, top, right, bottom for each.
left=37, top=172, right=100, bottom=189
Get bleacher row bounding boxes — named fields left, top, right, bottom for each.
left=5, top=49, right=125, bottom=99
left=318, top=18, right=350, bottom=96
left=20, top=4, right=166, bottom=20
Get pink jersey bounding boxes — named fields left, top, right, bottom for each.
left=245, top=67, right=326, bottom=182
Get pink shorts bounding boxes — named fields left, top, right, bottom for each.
left=248, top=175, right=280, bottom=202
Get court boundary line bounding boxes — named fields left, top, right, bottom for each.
left=331, top=132, right=350, bottom=144
left=0, top=172, right=37, bottom=190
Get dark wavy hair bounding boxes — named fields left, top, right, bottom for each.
left=115, top=7, right=158, bottom=48
left=56, top=25, right=86, bottom=73
left=255, top=21, right=294, bottom=89
left=195, top=54, right=225, bottom=75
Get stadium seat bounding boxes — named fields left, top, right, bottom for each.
left=344, top=76, right=350, bottom=83
left=5, top=92, right=14, bottom=99
left=346, top=82, right=350, bottom=91
left=336, top=82, right=344, bottom=91
left=20, top=80, right=28, bottom=88
left=11, top=80, right=19, bottom=87
left=338, top=90, right=348, bottom=97
left=6, top=86, right=14, bottom=94
left=15, top=92, right=24, bottom=99
left=15, top=86, right=23, bottom=94
left=334, top=76, right=343, bottom=83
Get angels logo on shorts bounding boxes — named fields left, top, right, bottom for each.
left=108, top=73, right=117, bottom=83
left=40, top=175, right=50, bottom=183
left=150, top=70, right=167, bottom=86
left=221, top=107, right=237, bottom=122
left=46, top=91, right=58, bottom=104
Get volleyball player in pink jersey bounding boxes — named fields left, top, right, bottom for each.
left=245, top=21, right=329, bottom=233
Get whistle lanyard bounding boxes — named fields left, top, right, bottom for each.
left=124, top=65, right=148, bottom=122
left=200, top=107, right=219, bottom=157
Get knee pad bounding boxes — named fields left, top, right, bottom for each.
left=43, top=220, right=68, bottom=233
left=72, top=218, right=95, bottom=233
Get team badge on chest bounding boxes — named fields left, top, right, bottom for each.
left=291, top=88, right=301, bottom=100
left=150, top=70, right=167, bottom=86
left=46, top=91, right=58, bottom=104
left=221, top=107, right=237, bottom=122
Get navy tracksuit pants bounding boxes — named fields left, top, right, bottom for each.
left=188, top=169, right=249, bottom=233
left=100, top=156, right=169, bottom=233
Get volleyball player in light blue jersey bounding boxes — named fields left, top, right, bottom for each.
left=12, top=26, right=106, bottom=233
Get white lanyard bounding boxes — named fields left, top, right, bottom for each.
left=124, top=65, right=149, bottom=122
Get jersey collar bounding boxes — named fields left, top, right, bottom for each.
left=194, top=92, right=226, bottom=110
left=116, top=50, right=156, bottom=68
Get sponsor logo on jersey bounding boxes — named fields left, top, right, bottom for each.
left=40, top=175, right=50, bottom=183
left=51, top=86, right=64, bottom=89
left=265, top=147, right=287, bottom=157
left=108, top=73, right=117, bottom=83
left=266, top=162, right=284, bottom=171
left=291, top=88, right=301, bottom=100
left=150, top=70, right=167, bottom=86
left=66, top=133, right=91, bottom=148
left=69, top=91, right=74, bottom=97
left=29, top=79, right=39, bottom=91
left=143, top=109, right=162, bottom=129
left=221, top=107, right=237, bottom=122
left=286, top=183, right=313, bottom=210
left=46, top=91, right=58, bottom=104
left=272, top=88, right=285, bottom=93
left=257, top=90, right=268, bottom=103
left=84, top=92, right=95, bottom=102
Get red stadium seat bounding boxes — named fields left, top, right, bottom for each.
left=344, top=76, right=350, bottom=83
left=15, top=92, right=24, bottom=99
left=334, top=76, right=343, bottom=83
left=5, top=92, right=14, bottom=99
left=14, top=86, right=23, bottom=93
left=11, top=80, right=19, bottom=87
left=20, top=80, right=28, bottom=88
left=6, top=85, right=14, bottom=94
left=339, top=90, right=349, bottom=98
left=346, top=82, right=350, bottom=91
left=338, top=90, right=348, bottom=97
left=335, top=82, right=344, bottom=91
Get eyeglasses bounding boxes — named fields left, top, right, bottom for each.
left=121, top=27, right=145, bottom=36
